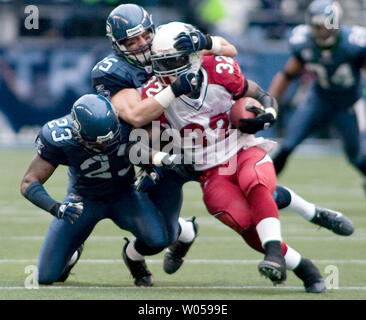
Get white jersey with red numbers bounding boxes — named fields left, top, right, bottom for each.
left=141, top=55, right=277, bottom=171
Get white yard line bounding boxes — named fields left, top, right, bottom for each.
left=1, top=234, right=365, bottom=242
left=1, top=259, right=366, bottom=264
left=0, top=285, right=365, bottom=291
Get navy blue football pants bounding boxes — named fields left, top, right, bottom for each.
left=37, top=185, right=179, bottom=284
left=274, top=89, right=366, bottom=176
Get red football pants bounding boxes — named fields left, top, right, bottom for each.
left=199, top=147, right=287, bottom=254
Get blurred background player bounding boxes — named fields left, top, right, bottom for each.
left=138, top=21, right=329, bottom=293
left=91, top=3, right=238, bottom=275
left=269, top=0, right=366, bottom=195
left=20, top=94, right=188, bottom=286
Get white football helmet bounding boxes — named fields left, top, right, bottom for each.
left=150, top=22, right=202, bottom=83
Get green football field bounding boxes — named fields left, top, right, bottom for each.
left=0, top=149, right=365, bottom=300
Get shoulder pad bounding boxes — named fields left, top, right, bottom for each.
left=202, top=55, right=246, bottom=97
left=289, top=25, right=311, bottom=47
left=347, top=25, right=366, bottom=48
left=39, top=115, right=75, bottom=148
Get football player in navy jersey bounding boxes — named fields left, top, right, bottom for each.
left=20, top=94, right=189, bottom=286
left=92, top=3, right=354, bottom=277
left=269, top=0, right=366, bottom=193
left=92, top=3, right=238, bottom=276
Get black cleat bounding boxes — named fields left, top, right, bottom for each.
left=122, top=239, right=153, bottom=287
left=163, top=217, right=199, bottom=274
left=293, top=258, right=326, bottom=293
left=258, top=241, right=287, bottom=285
left=311, top=207, right=354, bottom=236
left=57, top=244, right=84, bottom=282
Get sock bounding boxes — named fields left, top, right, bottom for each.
left=284, top=245, right=302, bottom=270
left=279, top=186, right=316, bottom=221
left=67, top=250, right=79, bottom=267
left=177, top=218, right=196, bottom=243
left=256, top=217, right=282, bottom=247
left=126, top=239, right=145, bottom=261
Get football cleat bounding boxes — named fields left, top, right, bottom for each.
left=293, top=258, right=326, bottom=293
left=258, top=241, right=287, bottom=285
left=163, top=217, right=199, bottom=274
left=122, top=239, right=154, bottom=287
left=311, top=207, right=354, bottom=236
left=56, top=244, right=84, bottom=282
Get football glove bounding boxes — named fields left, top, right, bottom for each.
left=160, top=153, right=195, bottom=178
left=174, top=30, right=213, bottom=54
left=171, top=72, right=202, bottom=97
left=134, top=167, right=161, bottom=193
left=56, top=202, right=83, bottom=224
left=239, top=106, right=276, bottom=134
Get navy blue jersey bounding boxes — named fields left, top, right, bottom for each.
left=36, top=115, right=134, bottom=198
left=289, top=25, right=366, bottom=106
left=91, top=53, right=153, bottom=97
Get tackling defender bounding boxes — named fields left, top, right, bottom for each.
left=20, top=94, right=186, bottom=285
left=269, top=0, right=366, bottom=194
left=92, top=3, right=238, bottom=277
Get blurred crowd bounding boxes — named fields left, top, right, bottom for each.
left=1, top=0, right=366, bottom=43
left=1, top=0, right=366, bottom=143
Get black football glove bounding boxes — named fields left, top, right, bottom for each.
left=239, top=106, right=276, bottom=134
left=160, top=153, right=195, bottom=178
left=171, top=72, right=202, bottom=97
left=55, top=202, right=83, bottom=224
left=174, top=30, right=213, bottom=54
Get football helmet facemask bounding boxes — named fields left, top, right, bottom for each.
left=106, top=4, right=155, bottom=67
left=150, top=22, right=202, bottom=85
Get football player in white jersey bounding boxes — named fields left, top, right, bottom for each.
left=134, top=22, right=332, bottom=293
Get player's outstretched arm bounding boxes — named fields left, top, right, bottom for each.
left=268, top=56, right=303, bottom=100
left=204, top=36, right=237, bottom=58
left=112, top=72, right=202, bottom=127
left=20, top=155, right=82, bottom=224
left=112, top=88, right=164, bottom=128
left=21, top=154, right=56, bottom=195
left=21, top=154, right=58, bottom=214
left=174, top=29, right=237, bottom=58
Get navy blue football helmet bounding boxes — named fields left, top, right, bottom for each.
left=71, top=94, right=121, bottom=154
left=106, top=4, right=155, bottom=66
left=305, top=0, right=343, bottom=47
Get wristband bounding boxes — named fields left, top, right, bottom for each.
left=265, top=107, right=277, bottom=119
left=211, top=36, right=222, bottom=55
left=24, top=182, right=59, bottom=215
left=153, top=86, right=176, bottom=109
